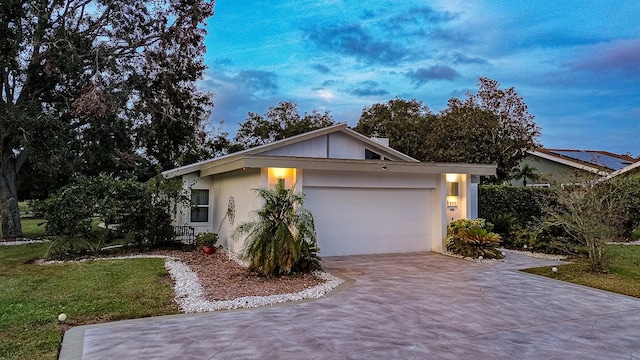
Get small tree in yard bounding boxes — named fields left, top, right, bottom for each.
left=233, top=182, right=321, bottom=277
left=547, top=178, right=635, bottom=272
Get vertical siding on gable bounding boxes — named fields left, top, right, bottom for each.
left=262, top=135, right=328, bottom=158
left=328, top=132, right=365, bottom=159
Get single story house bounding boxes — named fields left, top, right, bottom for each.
left=162, top=123, right=495, bottom=257
left=514, top=148, right=636, bottom=188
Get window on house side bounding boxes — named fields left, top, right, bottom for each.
left=190, top=189, right=209, bottom=222
left=365, top=148, right=381, bottom=160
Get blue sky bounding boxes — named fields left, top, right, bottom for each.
left=201, top=1, right=640, bottom=155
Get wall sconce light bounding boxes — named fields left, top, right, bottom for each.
left=446, top=181, right=459, bottom=207
left=447, top=182, right=459, bottom=197
left=382, top=164, right=388, bottom=171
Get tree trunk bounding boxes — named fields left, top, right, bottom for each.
left=0, top=156, right=23, bottom=239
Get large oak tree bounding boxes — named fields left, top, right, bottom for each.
left=0, top=0, right=214, bottom=238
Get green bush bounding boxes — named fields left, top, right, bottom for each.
left=445, top=219, right=503, bottom=259
left=487, top=213, right=517, bottom=246
left=195, top=232, right=219, bottom=247
left=534, top=221, right=585, bottom=255
left=33, top=175, right=185, bottom=259
left=479, top=185, right=556, bottom=226
left=594, top=177, right=640, bottom=240
left=45, top=236, right=90, bottom=260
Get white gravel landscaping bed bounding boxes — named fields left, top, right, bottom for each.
left=165, top=258, right=344, bottom=313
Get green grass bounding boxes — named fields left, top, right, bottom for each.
left=0, top=217, right=47, bottom=239
left=0, top=243, right=179, bottom=360
left=18, top=218, right=47, bottom=238
left=523, top=245, right=640, bottom=298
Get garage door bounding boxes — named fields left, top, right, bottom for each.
left=303, top=187, right=431, bottom=256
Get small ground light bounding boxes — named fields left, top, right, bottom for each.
left=58, top=313, right=67, bottom=322
left=478, top=256, right=483, bottom=261
left=501, top=251, right=506, bottom=257
left=523, top=245, right=528, bottom=249
left=552, top=267, right=558, bottom=273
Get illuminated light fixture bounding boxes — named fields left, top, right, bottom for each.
left=446, top=178, right=459, bottom=207
left=271, top=168, right=288, bottom=179
left=382, top=164, right=388, bottom=171
left=447, top=182, right=459, bottom=197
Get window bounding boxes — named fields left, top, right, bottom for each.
left=190, top=189, right=209, bottom=222
left=365, top=148, right=381, bottom=160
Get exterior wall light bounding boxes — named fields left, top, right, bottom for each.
left=447, top=182, right=459, bottom=196
left=446, top=181, right=459, bottom=207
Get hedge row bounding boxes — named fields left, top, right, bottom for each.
left=478, top=185, right=557, bottom=226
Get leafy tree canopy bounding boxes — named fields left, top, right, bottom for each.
left=355, top=77, right=541, bottom=181
left=0, top=0, right=215, bottom=238
left=233, top=101, right=335, bottom=149
left=354, top=98, right=436, bottom=161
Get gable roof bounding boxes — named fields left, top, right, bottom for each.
left=527, top=148, right=636, bottom=176
left=162, top=123, right=496, bottom=179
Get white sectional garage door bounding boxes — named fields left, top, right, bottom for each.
left=303, top=187, right=431, bottom=256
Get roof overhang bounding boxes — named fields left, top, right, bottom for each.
left=163, top=154, right=496, bottom=178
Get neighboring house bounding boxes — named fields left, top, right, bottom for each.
left=162, top=123, right=495, bottom=257
left=514, top=148, right=636, bottom=188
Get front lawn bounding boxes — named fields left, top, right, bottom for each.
left=0, top=217, right=47, bottom=239
left=523, top=245, right=640, bottom=298
left=0, top=243, right=179, bottom=360
left=18, top=218, right=47, bottom=238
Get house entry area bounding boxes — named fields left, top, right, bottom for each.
left=304, top=187, right=432, bottom=256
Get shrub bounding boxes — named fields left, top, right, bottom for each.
left=595, top=177, right=640, bottom=240
left=45, top=237, right=90, bottom=260
left=487, top=213, right=517, bottom=246
left=546, top=179, right=628, bottom=272
left=445, top=219, right=503, bottom=259
left=195, top=232, right=219, bottom=247
left=479, top=185, right=556, bottom=226
left=233, top=182, right=321, bottom=277
left=33, top=174, right=184, bottom=259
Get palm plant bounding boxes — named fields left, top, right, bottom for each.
left=233, top=182, right=321, bottom=277
left=511, top=164, right=539, bottom=186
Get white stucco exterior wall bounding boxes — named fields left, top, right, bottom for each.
left=431, top=174, right=447, bottom=253
left=210, top=169, right=262, bottom=254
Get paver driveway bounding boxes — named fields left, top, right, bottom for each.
left=60, top=251, right=640, bottom=359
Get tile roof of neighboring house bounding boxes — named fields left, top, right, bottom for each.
left=529, top=148, right=636, bottom=174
